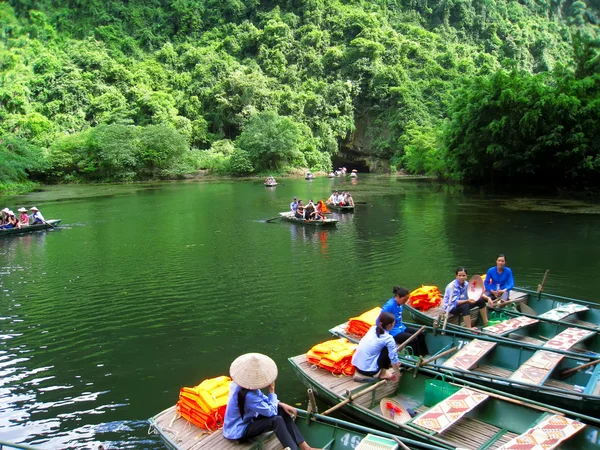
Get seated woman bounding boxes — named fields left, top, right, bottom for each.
left=484, top=254, right=514, bottom=302
left=304, top=200, right=316, bottom=219
left=381, top=286, right=428, bottom=356
left=352, top=312, right=401, bottom=381
left=0, top=211, right=18, bottom=229
left=443, top=267, right=493, bottom=329
left=346, top=192, right=354, bottom=206
left=18, top=207, right=29, bottom=228
left=223, top=353, right=314, bottom=450
left=294, top=201, right=305, bottom=219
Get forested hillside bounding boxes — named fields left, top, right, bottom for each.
left=1, top=0, right=599, bottom=191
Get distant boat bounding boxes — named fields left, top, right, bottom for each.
left=0, top=219, right=61, bottom=238
left=328, top=172, right=336, bottom=178
left=327, top=204, right=355, bottom=212
left=264, top=181, right=278, bottom=187
left=305, top=172, right=315, bottom=180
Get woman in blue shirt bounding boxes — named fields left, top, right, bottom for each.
left=352, top=312, right=401, bottom=381
left=484, top=254, right=515, bottom=302
left=443, top=267, right=493, bottom=329
left=223, top=353, right=314, bottom=450
left=381, top=286, right=428, bottom=356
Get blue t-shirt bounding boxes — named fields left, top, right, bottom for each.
left=485, top=267, right=515, bottom=292
left=381, top=297, right=407, bottom=336
left=223, top=382, right=279, bottom=440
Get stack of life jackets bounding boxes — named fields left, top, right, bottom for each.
left=408, top=286, right=442, bottom=311
left=306, top=338, right=358, bottom=376
left=177, top=375, right=231, bottom=430
left=346, top=307, right=382, bottom=337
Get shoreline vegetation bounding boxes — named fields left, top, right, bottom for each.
left=0, top=1, right=598, bottom=194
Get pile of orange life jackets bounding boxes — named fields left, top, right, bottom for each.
left=306, top=338, right=358, bottom=376
left=408, top=285, right=442, bottom=311
left=177, top=375, right=231, bottom=430
left=346, top=306, right=382, bottom=337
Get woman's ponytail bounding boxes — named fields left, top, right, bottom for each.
left=377, top=312, right=396, bottom=337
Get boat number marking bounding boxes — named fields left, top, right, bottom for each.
left=586, top=429, right=600, bottom=446
left=340, top=433, right=362, bottom=448
left=457, top=340, right=469, bottom=350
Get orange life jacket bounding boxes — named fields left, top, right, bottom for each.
left=408, top=285, right=442, bottom=311
left=176, top=375, right=231, bottom=430
left=306, top=338, right=358, bottom=376
left=347, top=307, right=382, bottom=337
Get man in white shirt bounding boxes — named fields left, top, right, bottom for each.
left=30, top=206, right=45, bottom=224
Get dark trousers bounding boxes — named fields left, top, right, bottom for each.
left=393, top=326, right=429, bottom=356
left=356, top=346, right=393, bottom=377
left=452, top=297, right=486, bottom=317
left=241, top=406, right=304, bottom=450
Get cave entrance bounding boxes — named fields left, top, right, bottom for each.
left=331, top=157, right=370, bottom=173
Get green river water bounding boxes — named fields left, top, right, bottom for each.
left=0, top=176, right=599, bottom=448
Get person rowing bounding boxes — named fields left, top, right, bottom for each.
left=30, top=206, right=45, bottom=224
left=223, top=353, right=315, bottom=450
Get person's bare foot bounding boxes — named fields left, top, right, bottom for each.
left=379, top=369, right=394, bottom=380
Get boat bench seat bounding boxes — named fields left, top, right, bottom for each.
left=539, top=303, right=589, bottom=322
left=411, top=387, right=488, bottom=434
left=496, top=414, right=585, bottom=450
left=482, top=316, right=539, bottom=336
left=509, top=350, right=564, bottom=386
left=542, top=327, right=595, bottom=351
left=442, top=339, right=497, bottom=371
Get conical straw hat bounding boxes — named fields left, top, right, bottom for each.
left=380, top=398, right=412, bottom=424
left=230, top=353, right=278, bottom=390
left=468, top=275, right=484, bottom=300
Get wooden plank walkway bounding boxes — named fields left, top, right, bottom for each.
left=151, top=405, right=280, bottom=450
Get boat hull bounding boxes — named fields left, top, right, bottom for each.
left=327, top=204, right=355, bottom=212
left=0, top=219, right=61, bottom=237
left=278, top=212, right=337, bottom=226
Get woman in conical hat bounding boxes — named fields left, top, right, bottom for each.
left=223, top=353, right=315, bottom=450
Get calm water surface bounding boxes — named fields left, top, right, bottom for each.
left=0, top=176, right=599, bottom=448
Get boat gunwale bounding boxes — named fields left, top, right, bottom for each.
left=516, top=287, right=600, bottom=309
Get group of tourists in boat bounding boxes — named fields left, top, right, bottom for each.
left=326, top=190, right=354, bottom=206
left=264, top=177, right=277, bottom=186
left=215, top=255, right=515, bottom=450
left=0, top=206, right=45, bottom=230
left=328, top=168, right=358, bottom=178
left=289, top=197, right=329, bottom=221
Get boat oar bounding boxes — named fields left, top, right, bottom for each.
left=265, top=216, right=282, bottom=223
left=320, top=380, right=387, bottom=416
left=537, top=269, right=550, bottom=300
left=417, top=346, right=458, bottom=368
left=354, top=201, right=368, bottom=205
left=560, top=358, right=600, bottom=379
left=42, top=220, right=55, bottom=228
left=393, top=437, right=411, bottom=450
left=396, top=326, right=426, bottom=352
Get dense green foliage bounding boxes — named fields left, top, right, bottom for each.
left=0, top=0, right=599, bottom=189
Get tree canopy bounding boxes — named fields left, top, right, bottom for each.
left=0, top=0, right=599, bottom=189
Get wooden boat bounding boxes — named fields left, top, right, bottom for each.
left=278, top=212, right=337, bottom=227
left=326, top=203, right=355, bottom=212
left=0, top=220, right=61, bottom=237
left=330, top=322, right=600, bottom=416
left=305, top=172, right=315, bottom=180
left=264, top=182, right=278, bottom=187
left=149, top=404, right=438, bottom=450
left=405, top=289, right=600, bottom=358
left=289, top=352, right=600, bottom=449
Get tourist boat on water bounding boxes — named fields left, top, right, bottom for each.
left=329, top=322, right=600, bottom=417
left=278, top=212, right=337, bottom=227
left=264, top=181, right=278, bottom=187
left=305, top=172, right=315, bottom=180
left=149, top=405, right=439, bottom=450
left=404, top=289, right=600, bottom=358
left=0, top=219, right=61, bottom=237
left=289, top=351, right=600, bottom=449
